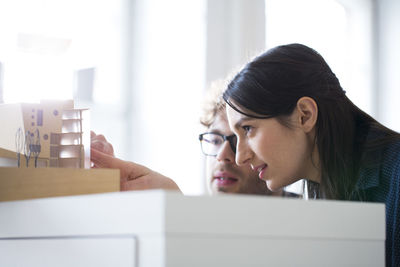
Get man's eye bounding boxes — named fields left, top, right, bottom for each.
left=210, top=138, right=222, bottom=145
left=205, top=138, right=222, bottom=145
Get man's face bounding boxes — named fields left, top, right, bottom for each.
left=205, top=111, right=274, bottom=195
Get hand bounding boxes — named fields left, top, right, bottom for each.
left=91, top=148, right=181, bottom=191
left=91, top=131, right=115, bottom=168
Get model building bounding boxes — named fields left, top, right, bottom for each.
left=0, top=100, right=90, bottom=168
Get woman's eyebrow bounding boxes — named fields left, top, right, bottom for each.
left=234, top=117, right=254, bottom=129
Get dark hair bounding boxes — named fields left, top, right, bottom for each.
left=223, top=43, right=399, bottom=199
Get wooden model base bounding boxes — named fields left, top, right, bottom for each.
left=0, top=167, right=120, bottom=202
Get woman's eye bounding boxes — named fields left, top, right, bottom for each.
left=242, top=125, right=252, bottom=133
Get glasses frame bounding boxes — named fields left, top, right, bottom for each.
left=198, top=132, right=237, bottom=156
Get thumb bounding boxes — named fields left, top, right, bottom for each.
left=91, top=148, right=117, bottom=169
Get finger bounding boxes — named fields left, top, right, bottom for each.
left=121, top=178, right=149, bottom=191
left=91, top=141, right=114, bottom=156
left=91, top=131, right=107, bottom=143
left=90, top=148, right=129, bottom=182
left=121, top=171, right=180, bottom=191
left=95, top=134, right=107, bottom=142
left=90, top=148, right=118, bottom=169
left=92, top=148, right=157, bottom=186
left=91, top=139, right=106, bottom=151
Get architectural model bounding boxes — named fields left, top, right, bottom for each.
left=0, top=100, right=90, bottom=168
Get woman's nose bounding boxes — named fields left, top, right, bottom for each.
left=235, top=139, right=251, bottom=166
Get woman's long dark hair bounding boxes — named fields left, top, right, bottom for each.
left=223, top=43, right=399, bottom=199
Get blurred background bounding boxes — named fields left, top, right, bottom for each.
left=0, top=0, right=399, bottom=195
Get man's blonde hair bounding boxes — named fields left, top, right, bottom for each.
left=200, top=79, right=229, bottom=128
left=200, top=64, right=245, bottom=128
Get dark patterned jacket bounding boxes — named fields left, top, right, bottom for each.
left=352, top=140, right=400, bottom=267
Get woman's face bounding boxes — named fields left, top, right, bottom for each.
left=226, top=105, right=318, bottom=191
left=205, top=111, right=276, bottom=195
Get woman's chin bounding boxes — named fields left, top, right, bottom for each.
left=266, top=180, right=282, bottom=192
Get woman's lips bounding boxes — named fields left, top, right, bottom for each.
left=253, top=164, right=267, bottom=180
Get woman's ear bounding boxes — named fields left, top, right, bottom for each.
left=296, top=97, right=318, bottom=133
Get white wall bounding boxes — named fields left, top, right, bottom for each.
left=376, top=0, right=400, bottom=132
left=125, top=0, right=206, bottom=195
left=206, top=0, right=266, bottom=86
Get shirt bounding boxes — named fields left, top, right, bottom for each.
left=352, top=140, right=400, bottom=267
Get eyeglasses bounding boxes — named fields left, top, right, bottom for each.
left=198, top=132, right=237, bottom=156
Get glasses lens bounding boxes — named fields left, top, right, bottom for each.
left=200, top=133, right=223, bottom=156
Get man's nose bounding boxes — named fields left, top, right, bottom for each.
left=216, top=141, right=235, bottom=163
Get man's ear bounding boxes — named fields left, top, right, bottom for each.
left=296, top=97, right=318, bottom=133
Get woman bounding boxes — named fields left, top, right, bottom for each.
left=223, top=43, right=400, bottom=266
